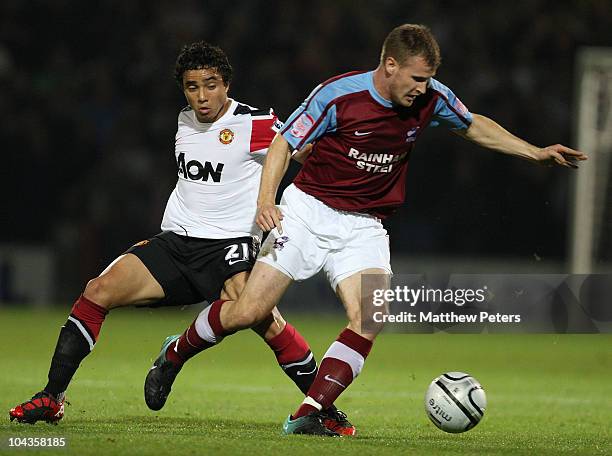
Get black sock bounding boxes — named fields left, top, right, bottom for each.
left=281, top=351, right=318, bottom=396
left=44, top=320, right=92, bottom=396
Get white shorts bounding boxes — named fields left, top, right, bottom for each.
left=257, top=184, right=392, bottom=290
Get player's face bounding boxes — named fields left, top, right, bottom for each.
left=182, top=68, right=230, bottom=123
left=387, top=55, right=436, bottom=107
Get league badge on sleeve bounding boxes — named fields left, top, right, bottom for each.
left=219, top=128, right=235, bottom=144
left=453, top=97, right=469, bottom=117
left=290, top=113, right=314, bottom=139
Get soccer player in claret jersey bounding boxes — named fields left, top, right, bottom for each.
left=8, top=41, right=354, bottom=435
left=154, top=26, right=587, bottom=437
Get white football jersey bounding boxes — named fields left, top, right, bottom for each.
left=161, top=99, right=279, bottom=239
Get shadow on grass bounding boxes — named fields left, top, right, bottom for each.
left=54, top=415, right=280, bottom=435
left=2, top=415, right=408, bottom=442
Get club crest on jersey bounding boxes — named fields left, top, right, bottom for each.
left=219, top=128, right=234, bottom=144
left=273, top=235, right=290, bottom=250
left=406, top=127, right=419, bottom=143
left=290, top=113, right=314, bottom=139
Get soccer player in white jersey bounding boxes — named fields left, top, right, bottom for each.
left=156, top=26, right=587, bottom=436
left=9, top=41, right=354, bottom=435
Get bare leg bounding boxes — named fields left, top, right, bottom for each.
left=335, top=268, right=390, bottom=340
left=219, top=269, right=315, bottom=394
left=292, top=268, right=390, bottom=418
left=83, top=253, right=164, bottom=309
left=45, top=253, right=166, bottom=396
left=146, top=262, right=319, bottom=410
left=220, top=271, right=286, bottom=339
left=220, top=261, right=294, bottom=332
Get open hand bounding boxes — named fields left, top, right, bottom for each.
left=535, top=144, right=588, bottom=168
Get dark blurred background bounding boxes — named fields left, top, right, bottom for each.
left=1, top=0, right=611, bottom=302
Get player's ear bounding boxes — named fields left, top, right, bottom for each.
left=384, top=56, right=399, bottom=76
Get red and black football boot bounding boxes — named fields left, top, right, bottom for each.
left=321, top=407, right=356, bottom=436
left=9, top=391, right=65, bottom=424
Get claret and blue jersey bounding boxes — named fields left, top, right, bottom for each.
left=281, top=71, right=473, bottom=219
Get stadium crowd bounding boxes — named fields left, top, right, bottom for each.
left=1, top=0, right=610, bottom=298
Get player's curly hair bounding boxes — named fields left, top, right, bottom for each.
left=174, top=41, right=233, bottom=87
left=381, top=24, right=441, bottom=69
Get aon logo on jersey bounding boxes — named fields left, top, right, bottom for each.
left=177, top=152, right=225, bottom=182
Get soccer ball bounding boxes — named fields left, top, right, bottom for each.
left=424, top=371, right=486, bottom=433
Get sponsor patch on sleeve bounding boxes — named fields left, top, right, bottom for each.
left=290, top=112, right=314, bottom=139
left=453, top=97, right=469, bottom=117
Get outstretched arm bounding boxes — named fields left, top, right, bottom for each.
left=256, top=134, right=293, bottom=233
left=454, top=114, right=587, bottom=168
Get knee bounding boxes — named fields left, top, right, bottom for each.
left=83, top=276, right=117, bottom=310
left=225, top=303, right=265, bottom=331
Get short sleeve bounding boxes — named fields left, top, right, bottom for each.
left=250, top=108, right=279, bottom=155
left=429, top=79, right=473, bottom=130
left=280, top=84, right=338, bottom=151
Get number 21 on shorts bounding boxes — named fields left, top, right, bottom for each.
left=224, top=243, right=250, bottom=265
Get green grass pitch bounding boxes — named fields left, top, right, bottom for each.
left=0, top=307, right=610, bottom=455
